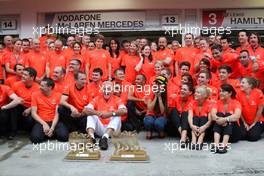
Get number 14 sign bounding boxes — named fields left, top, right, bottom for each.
left=0, top=19, right=17, bottom=30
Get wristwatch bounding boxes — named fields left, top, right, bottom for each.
left=112, top=111, right=116, bottom=116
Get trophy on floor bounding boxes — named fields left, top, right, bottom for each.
left=110, top=131, right=149, bottom=161
left=65, top=132, right=100, bottom=160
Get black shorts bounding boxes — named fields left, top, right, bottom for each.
left=193, top=116, right=208, bottom=127
left=213, top=122, right=233, bottom=135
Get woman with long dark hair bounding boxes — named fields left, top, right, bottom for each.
left=135, top=45, right=155, bottom=83
left=108, top=39, right=122, bottom=78
left=211, top=84, right=241, bottom=153
left=67, top=42, right=86, bottom=71
left=171, top=83, right=194, bottom=148
left=144, top=76, right=168, bottom=139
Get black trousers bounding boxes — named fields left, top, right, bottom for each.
left=166, top=108, right=190, bottom=137
left=58, top=105, right=87, bottom=133
left=121, top=101, right=145, bottom=132
left=10, top=105, right=35, bottom=135
left=30, top=122, right=69, bottom=144
left=0, top=109, right=9, bottom=136
left=213, top=112, right=241, bottom=143
left=240, top=122, right=264, bottom=142
left=170, top=108, right=189, bottom=131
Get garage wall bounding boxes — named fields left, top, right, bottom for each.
left=0, top=0, right=263, bottom=38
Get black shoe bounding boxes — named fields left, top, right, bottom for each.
left=210, top=144, right=217, bottom=153
left=87, top=137, right=96, bottom=148
left=217, top=146, right=227, bottom=154
left=196, top=144, right=203, bottom=151
left=180, top=141, right=186, bottom=149
left=7, top=135, right=15, bottom=140
left=99, top=137, right=108, bottom=150
left=189, top=143, right=196, bottom=150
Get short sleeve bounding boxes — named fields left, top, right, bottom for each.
left=62, top=85, right=70, bottom=95
left=234, top=100, right=242, bottom=110
left=121, top=55, right=126, bottom=66
left=5, top=86, right=14, bottom=96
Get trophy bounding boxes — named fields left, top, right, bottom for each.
left=110, top=131, right=149, bottom=161
left=65, top=132, right=101, bottom=160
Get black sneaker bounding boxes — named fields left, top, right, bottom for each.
left=189, top=143, right=196, bottom=150
left=210, top=144, right=217, bottom=153
left=180, top=141, right=186, bottom=149
left=196, top=144, right=203, bottom=151
left=99, top=137, right=108, bottom=150
left=217, top=146, right=227, bottom=154
left=87, top=137, right=96, bottom=148
left=7, top=135, right=15, bottom=140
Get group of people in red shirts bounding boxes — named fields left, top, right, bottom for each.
left=0, top=30, right=263, bottom=153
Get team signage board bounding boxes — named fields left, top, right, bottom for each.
left=203, top=9, right=264, bottom=29
left=46, top=11, right=145, bottom=32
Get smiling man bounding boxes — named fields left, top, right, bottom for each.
left=83, top=81, right=127, bottom=150
left=30, top=77, right=68, bottom=143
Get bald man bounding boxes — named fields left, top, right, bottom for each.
left=25, top=39, right=47, bottom=83
left=46, top=40, right=67, bottom=77
left=83, top=81, right=127, bottom=150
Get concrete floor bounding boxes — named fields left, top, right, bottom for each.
left=1, top=132, right=264, bottom=176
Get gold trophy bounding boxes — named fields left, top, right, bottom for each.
left=110, top=131, right=149, bottom=161
left=65, top=132, right=101, bottom=160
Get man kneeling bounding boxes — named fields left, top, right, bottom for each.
left=30, top=78, right=69, bottom=143
left=83, top=81, right=127, bottom=150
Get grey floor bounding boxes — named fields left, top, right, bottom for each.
left=0, top=132, right=264, bottom=176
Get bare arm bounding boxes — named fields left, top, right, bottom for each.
left=226, top=108, right=241, bottom=122
left=187, top=109, right=194, bottom=126
left=108, top=63, right=112, bottom=80
left=46, top=62, right=50, bottom=78
left=135, top=55, right=144, bottom=72
left=60, top=94, right=78, bottom=112
left=1, top=93, right=22, bottom=110
left=249, top=105, right=263, bottom=129
left=50, top=106, right=59, bottom=130
left=174, top=61, right=179, bottom=76
left=158, top=94, right=165, bottom=114
left=210, top=108, right=218, bottom=121
left=31, top=106, right=48, bottom=126
left=147, top=95, right=157, bottom=112
left=163, top=57, right=172, bottom=65
left=4, top=63, right=16, bottom=75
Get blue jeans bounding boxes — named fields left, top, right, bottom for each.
left=144, top=116, right=167, bottom=132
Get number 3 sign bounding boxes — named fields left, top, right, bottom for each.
left=202, top=10, right=225, bottom=27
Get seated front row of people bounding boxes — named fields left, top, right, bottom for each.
left=0, top=67, right=263, bottom=153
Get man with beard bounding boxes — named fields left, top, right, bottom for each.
left=153, top=37, right=174, bottom=74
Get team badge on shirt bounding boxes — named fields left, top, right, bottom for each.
left=51, top=99, right=57, bottom=105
